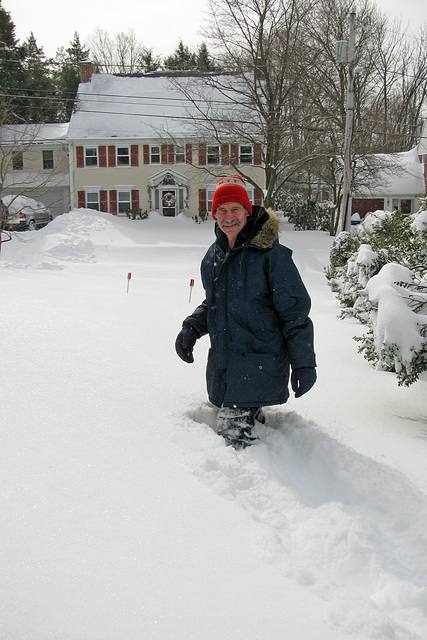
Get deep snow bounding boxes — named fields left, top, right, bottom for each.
left=0, top=210, right=426, bottom=640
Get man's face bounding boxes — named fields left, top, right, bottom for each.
left=216, top=202, right=249, bottom=247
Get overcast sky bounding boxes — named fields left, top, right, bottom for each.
left=3, top=0, right=426, bottom=60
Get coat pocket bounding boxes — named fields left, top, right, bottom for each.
left=225, top=351, right=288, bottom=406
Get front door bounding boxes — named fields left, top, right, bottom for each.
left=162, top=190, right=177, bottom=217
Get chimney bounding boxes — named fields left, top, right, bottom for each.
left=79, top=61, right=98, bottom=83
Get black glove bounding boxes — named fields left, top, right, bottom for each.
left=175, top=325, right=198, bottom=363
left=291, top=367, right=317, bottom=398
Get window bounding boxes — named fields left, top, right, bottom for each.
left=207, top=145, right=220, bottom=165
left=12, top=152, right=23, bottom=170
left=42, top=150, right=54, bottom=170
left=85, top=148, right=98, bottom=167
left=178, top=188, right=185, bottom=211
left=392, top=198, right=411, bottom=214
left=239, top=145, right=253, bottom=165
left=118, top=190, right=131, bottom=214
left=175, top=145, right=185, bottom=164
left=86, top=192, right=99, bottom=210
left=207, top=188, right=216, bottom=212
left=150, top=145, right=161, bottom=164
left=117, top=147, right=130, bottom=166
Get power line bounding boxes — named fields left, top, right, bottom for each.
left=0, top=86, right=241, bottom=108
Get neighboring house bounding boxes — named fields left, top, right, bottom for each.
left=67, top=67, right=264, bottom=218
left=352, top=146, right=426, bottom=218
left=0, top=123, right=70, bottom=217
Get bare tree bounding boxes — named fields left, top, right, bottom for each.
left=299, top=0, right=426, bottom=232
left=176, top=0, right=426, bottom=230
left=170, top=0, right=319, bottom=209
left=86, top=28, right=161, bottom=74
left=86, top=28, right=116, bottom=73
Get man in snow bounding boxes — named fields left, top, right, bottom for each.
left=175, top=174, right=316, bottom=449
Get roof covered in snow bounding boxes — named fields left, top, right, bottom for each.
left=1, top=123, right=69, bottom=146
left=67, top=73, right=255, bottom=142
left=354, top=147, right=425, bottom=198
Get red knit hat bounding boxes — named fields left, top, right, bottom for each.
left=211, top=174, right=252, bottom=219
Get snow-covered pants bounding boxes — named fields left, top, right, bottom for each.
left=216, top=406, right=264, bottom=448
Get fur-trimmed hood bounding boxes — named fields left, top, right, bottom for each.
left=250, top=208, right=280, bottom=250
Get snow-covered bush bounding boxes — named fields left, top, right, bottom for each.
left=327, top=206, right=427, bottom=386
left=281, top=194, right=333, bottom=231
left=192, top=208, right=210, bottom=224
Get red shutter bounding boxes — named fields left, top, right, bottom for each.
left=143, top=145, right=150, bottom=165
left=198, top=143, right=206, bottom=166
left=131, top=145, right=139, bottom=167
left=168, top=145, right=175, bottom=164
left=254, top=144, right=262, bottom=165
left=76, top=146, right=84, bottom=168
left=161, top=144, right=168, bottom=164
left=108, top=146, right=116, bottom=167
left=77, top=190, right=86, bottom=208
left=109, top=190, right=117, bottom=215
left=186, top=143, right=192, bottom=164
left=100, top=190, right=108, bottom=212
left=254, top=189, right=263, bottom=206
left=230, top=144, right=238, bottom=165
left=99, top=146, right=107, bottom=167
left=199, top=188, right=207, bottom=213
left=221, top=144, right=229, bottom=165
left=131, top=190, right=140, bottom=210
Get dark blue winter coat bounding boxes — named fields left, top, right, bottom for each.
left=184, top=206, right=316, bottom=408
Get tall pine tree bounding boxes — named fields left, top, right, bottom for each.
left=53, top=32, right=89, bottom=122
left=196, top=42, right=218, bottom=72
left=22, top=34, right=57, bottom=122
left=0, top=7, right=27, bottom=123
left=163, top=41, right=197, bottom=71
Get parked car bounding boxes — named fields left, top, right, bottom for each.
left=2, top=195, right=53, bottom=231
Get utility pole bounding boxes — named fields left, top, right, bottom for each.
left=338, top=11, right=356, bottom=234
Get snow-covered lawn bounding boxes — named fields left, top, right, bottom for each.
left=1, top=210, right=426, bottom=640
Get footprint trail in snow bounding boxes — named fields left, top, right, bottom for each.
left=174, top=403, right=427, bottom=640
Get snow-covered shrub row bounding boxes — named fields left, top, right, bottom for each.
left=326, top=203, right=427, bottom=385
left=280, top=194, right=334, bottom=231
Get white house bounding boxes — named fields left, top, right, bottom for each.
left=352, top=145, right=426, bottom=218
left=0, top=123, right=70, bottom=216
left=67, top=68, right=264, bottom=218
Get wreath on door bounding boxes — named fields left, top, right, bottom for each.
left=162, top=192, right=176, bottom=207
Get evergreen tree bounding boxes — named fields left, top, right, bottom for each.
left=163, top=41, right=197, bottom=71
left=53, top=32, right=89, bottom=121
left=22, top=34, right=57, bottom=122
left=139, top=48, right=161, bottom=73
left=196, top=42, right=218, bottom=72
left=0, top=7, right=26, bottom=122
